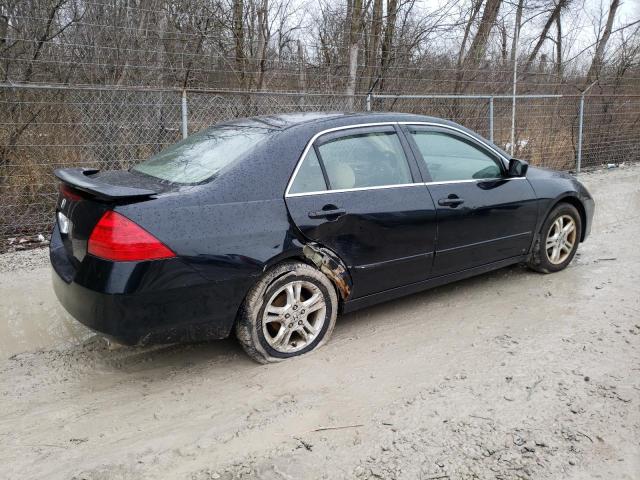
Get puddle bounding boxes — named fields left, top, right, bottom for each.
left=0, top=267, right=93, bottom=358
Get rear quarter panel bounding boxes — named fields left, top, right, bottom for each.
left=115, top=194, right=305, bottom=329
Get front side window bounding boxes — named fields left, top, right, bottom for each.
left=410, top=130, right=503, bottom=182
left=132, top=124, right=275, bottom=184
left=318, top=131, right=412, bottom=190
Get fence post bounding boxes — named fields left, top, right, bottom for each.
left=576, top=95, right=584, bottom=174
left=181, top=89, right=188, bottom=139
left=576, top=82, right=596, bottom=175
left=366, top=93, right=372, bottom=112
left=489, top=96, right=494, bottom=143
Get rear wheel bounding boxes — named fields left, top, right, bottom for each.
left=236, top=261, right=338, bottom=363
left=528, top=203, right=582, bottom=273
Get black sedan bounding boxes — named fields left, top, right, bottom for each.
left=50, top=112, right=594, bottom=362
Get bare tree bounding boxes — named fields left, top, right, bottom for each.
left=455, top=0, right=503, bottom=93
left=524, top=0, right=568, bottom=72
left=585, top=0, right=620, bottom=84
left=0, top=0, right=637, bottom=96
left=379, top=0, right=398, bottom=93
left=458, top=0, right=483, bottom=68
left=463, top=0, right=502, bottom=67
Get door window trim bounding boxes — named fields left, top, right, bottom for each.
left=285, top=121, right=515, bottom=198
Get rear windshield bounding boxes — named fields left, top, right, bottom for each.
left=132, top=124, right=275, bottom=184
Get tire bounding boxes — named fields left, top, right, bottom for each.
left=527, top=202, right=582, bottom=273
left=235, top=261, right=338, bottom=363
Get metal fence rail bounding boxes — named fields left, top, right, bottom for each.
left=1, top=84, right=639, bottom=248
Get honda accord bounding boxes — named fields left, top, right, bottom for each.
left=50, top=112, right=594, bottom=362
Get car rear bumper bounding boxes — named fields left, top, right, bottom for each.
left=50, top=224, right=253, bottom=345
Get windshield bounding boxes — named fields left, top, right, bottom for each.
left=132, top=124, right=276, bottom=184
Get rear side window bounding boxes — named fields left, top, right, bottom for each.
left=289, top=149, right=327, bottom=194
left=318, top=132, right=412, bottom=190
left=132, top=124, right=275, bottom=184
left=410, top=130, right=503, bottom=182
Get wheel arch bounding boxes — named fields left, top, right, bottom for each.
left=549, top=195, right=588, bottom=242
left=260, top=242, right=353, bottom=302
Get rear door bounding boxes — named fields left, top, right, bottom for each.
left=404, top=125, right=538, bottom=276
left=285, top=125, right=437, bottom=299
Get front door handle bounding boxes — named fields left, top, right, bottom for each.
left=438, top=196, right=464, bottom=207
left=308, top=207, right=346, bottom=219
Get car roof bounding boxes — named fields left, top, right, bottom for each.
left=224, top=111, right=453, bottom=130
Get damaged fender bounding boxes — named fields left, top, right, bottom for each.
left=302, top=243, right=352, bottom=300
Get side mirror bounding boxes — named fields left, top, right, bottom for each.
left=508, top=158, right=529, bottom=177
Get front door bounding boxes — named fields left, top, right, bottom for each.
left=404, top=125, right=538, bottom=276
left=285, top=125, right=437, bottom=298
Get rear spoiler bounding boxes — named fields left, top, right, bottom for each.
left=54, top=168, right=158, bottom=200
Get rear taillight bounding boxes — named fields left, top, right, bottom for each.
left=88, top=211, right=176, bottom=261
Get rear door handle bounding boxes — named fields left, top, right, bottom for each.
left=308, top=207, right=346, bottom=219
left=438, top=196, right=464, bottom=207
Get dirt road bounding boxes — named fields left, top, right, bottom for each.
left=1, top=165, right=639, bottom=480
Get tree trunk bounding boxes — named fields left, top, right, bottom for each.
left=555, top=12, right=562, bottom=77
left=345, top=0, right=363, bottom=107
left=367, top=0, right=383, bottom=89
left=297, top=39, right=306, bottom=93
left=458, top=0, right=483, bottom=68
left=24, top=0, right=66, bottom=82
left=510, top=0, right=524, bottom=65
left=233, top=0, right=245, bottom=84
left=524, top=0, right=567, bottom=72
left=463, top=0, right=502, bottom=68
left=500, top=22, right=508, bottom=64
left=585, top=0, right=620, bottom=84
left=455, top=0, right=502, bottom=93
left=378, top=0, right=398, bottom=93
left=255, top=0, right=269, bottom=91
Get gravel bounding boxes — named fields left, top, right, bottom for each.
left=0, top=164, right=638, bottom=480
left=0, top=246, right=49, bottom=273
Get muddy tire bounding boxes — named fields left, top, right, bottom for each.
left=528, top=202, right=582, bottom=273
left=235, top=261, right=338, bottom=363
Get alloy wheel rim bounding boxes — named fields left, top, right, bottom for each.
left=545, top=214, right=577, bottom=265
left=262, top=280, right=327, bottom=353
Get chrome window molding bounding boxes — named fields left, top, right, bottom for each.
left=286, top=178, right=526, bottom=198
left=284, top=121, right=512, bottom=198
left=425, top=177, right=526, bottom=186
left=286, top=182, right=424, bottom=198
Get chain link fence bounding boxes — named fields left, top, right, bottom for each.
left=1, top=84, right=639, bottom=249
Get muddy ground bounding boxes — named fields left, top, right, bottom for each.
left=1, top=165, right=639, bottom=480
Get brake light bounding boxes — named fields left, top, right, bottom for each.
left=88, top=211, right=176, bottom=261
left=60, top=184, right=84, bottom=202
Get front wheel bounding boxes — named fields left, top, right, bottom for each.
left=528, top=203, right=582, bottom=273
left=235, top=261, right=338, bottom=363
